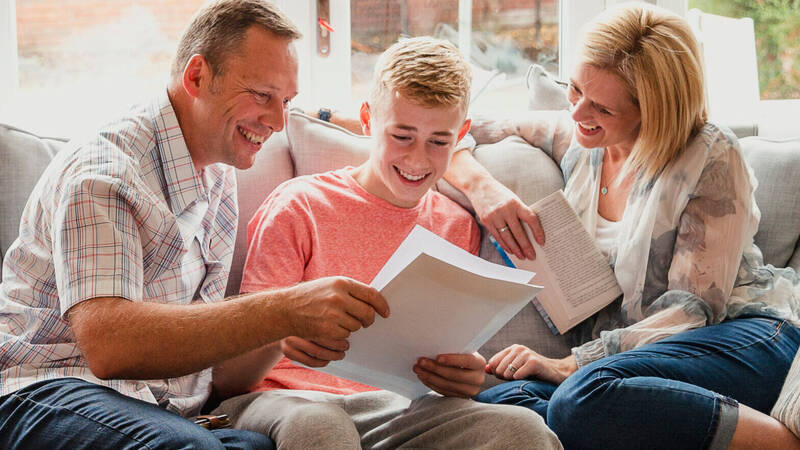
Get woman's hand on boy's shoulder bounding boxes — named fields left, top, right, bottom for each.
left=485, top=344, right=577, bottom=385
left=413, top=352, right=487, bottom=398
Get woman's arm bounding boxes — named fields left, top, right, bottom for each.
left=442, top=111, right=573, bottom=259
left=466, top=109, right=574, bottom=160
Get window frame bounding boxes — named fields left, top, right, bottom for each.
left=0, top=0, right=18, bottom=111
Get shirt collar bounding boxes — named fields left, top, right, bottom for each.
left=150, top=89, right=208, bottom=216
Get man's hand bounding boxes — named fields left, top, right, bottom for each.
left=281, top=336, right=349, bottom=368
left=485, top=344, right=577, bottom=385
left=413, top=352, right=486, bottom=398
left=282, top=276, right=390, bottom=342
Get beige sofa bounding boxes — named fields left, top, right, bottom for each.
left=2, top=105, right=800, bottom=387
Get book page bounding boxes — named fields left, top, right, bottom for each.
left=505, top=190, right=622, bottom=333
left=532, top=191, right=620, bottom=310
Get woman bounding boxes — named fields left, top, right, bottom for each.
left=443, top=4, right=800, bottom=449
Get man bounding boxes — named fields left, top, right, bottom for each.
left=214, top=37, right=562, bottom=449
left=0, top=1, right=387, bottom=448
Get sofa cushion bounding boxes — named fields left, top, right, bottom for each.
left=740, top=136, right=800, bottom=270
left=287, top=109, right=371, bottom=176
left=525, top=64, right=571, bottom=111
left=0, top=124, right=67, bottom=279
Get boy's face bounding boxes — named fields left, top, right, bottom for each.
left=359, top=91, right=468, bottom=208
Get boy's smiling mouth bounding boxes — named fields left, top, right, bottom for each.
left=394, top=166, right=430, bottom=182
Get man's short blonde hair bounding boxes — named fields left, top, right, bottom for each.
left=370, top=37, right=472, bottom=113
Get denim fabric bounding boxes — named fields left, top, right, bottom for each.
left=476, top=316, right=800, bottom=450
left=0, top=378, right=274, bottom=450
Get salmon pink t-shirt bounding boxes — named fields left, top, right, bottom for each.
left=240, top=168, right=480, bottom=395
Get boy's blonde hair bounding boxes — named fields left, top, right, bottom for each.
left=579, top=3, right=707, bottom=181
left=370, top=37, right=472, bottom=113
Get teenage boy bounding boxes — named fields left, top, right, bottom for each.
left=213, top=37, right=561, bottom=450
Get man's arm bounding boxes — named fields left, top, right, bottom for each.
left=68, top=277, right=388, bottom=381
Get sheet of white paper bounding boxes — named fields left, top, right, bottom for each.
left=371, top=225, right=536, bottom=289
left=316, top=225, right=541, bottom=399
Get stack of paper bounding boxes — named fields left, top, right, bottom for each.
left=316, top=225, right=541, bottom=399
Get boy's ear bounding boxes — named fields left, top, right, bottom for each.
left=360, top=102, right=371, bottom=135
left=182, top=54, right=210, bottom=99
left=457, top=119, right=471, bottom=142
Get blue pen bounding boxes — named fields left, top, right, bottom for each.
left=489, top=235, right=516, bottom=268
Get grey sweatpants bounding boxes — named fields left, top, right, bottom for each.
left=212, top=389, right=561, bottom=449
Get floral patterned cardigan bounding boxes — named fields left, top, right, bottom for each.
left=466, top=110, right=800, bottom=367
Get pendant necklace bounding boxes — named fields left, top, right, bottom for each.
left=601, top=185, right=608, bottom=195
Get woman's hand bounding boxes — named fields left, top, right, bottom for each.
left=486, top=344, right=578, bottom=385
left=413, top=352, right=486, bottom=398
left=472, top=177, right=545, bottom=260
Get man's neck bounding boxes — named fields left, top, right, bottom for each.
left=167, top=83, right=207, bottom=174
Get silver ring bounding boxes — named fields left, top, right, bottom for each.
left=508, top=364, right=517, bottom=373
left=498, top=225, right=510, bottom=233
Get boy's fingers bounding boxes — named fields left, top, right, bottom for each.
left=413, top=365, right=480, bottom=398
left=284, top=337, right=346, bottom=362
left=435, top=353, right=485, bottom=370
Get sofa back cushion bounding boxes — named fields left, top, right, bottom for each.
left=0, top=124, right=68, bottom=279
left=740, top=136, right=800, bottom=271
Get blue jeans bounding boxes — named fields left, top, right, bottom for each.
left=0, top=377, right=275, bottom=449
left=475, top=316, right=800, bottom=450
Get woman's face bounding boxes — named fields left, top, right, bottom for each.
left=568, top=63, right=641, bottom=153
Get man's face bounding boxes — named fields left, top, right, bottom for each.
left=360, top=91, right=467, bottom=208
left=194, top=26, right=298, bottom=170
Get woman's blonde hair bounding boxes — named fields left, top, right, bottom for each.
left=579, top=3, right=707, bottom=181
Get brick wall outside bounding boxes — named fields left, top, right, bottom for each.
left=17, top=0, right=204, bottom=56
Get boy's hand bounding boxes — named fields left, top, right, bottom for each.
left=280, top=336, right=349, bottom=368
left=413, top=352, right=486, bottom=398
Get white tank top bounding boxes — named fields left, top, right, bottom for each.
left=595, top=213, right=622, bottom=258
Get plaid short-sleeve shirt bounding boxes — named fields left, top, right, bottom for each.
left=0, top=90, right=238, bottom=417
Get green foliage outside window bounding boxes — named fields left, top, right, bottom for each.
left=690, top=0, right=800, bottom=99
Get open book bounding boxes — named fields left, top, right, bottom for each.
left=315, top=225, right=542, bottom=399
left=498, top=190, right=622, bottom=335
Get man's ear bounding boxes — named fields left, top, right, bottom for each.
left=457, top=119, right=471, bottom=142
left=360, top=102, right=372, bottom=136
left=182, top=54, right=210, bottom=99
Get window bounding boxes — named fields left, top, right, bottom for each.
left=689, top=0, right=800, bottom=100
left=2, top=0, right=206, bottom=136
left=349, top=0, right=559, bottom=112
left=1, top=0, right=691, bottom=136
